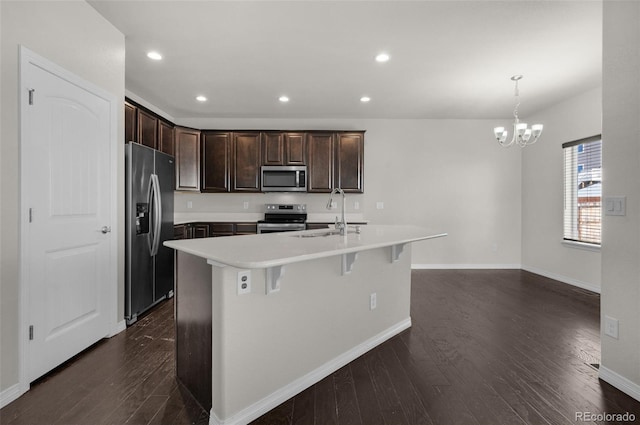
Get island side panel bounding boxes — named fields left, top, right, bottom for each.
left=175, top=251, right=213, bottom=411
left=212, top=245, right=412, bottom=422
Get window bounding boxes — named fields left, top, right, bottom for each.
left=563, top=135, right=602, bottom=245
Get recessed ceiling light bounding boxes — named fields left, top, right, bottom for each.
left=196, top=95, right=207, bottom=102
left=360, top=96, right=371, bottom=103
left=279, top=96, right=290, bottom=103
left=147, top=51, right=163, bottom=61
left=375, top=53, right=390, bottom=63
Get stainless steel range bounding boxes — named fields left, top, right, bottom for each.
left=257, top=204, right=307, bottom=234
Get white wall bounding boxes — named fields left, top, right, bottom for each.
left=599, top=0, right=640, bottom=399
left=521, top=88, right=602, bottom=292
left=0, top=0, right=125, bottom=397
left=177, top=117, right=523, bottom=268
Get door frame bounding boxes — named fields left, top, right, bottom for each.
left=18, top=46, right=119, bottom=395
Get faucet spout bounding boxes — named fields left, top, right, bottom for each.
left=327, top=188, right=347, bottom=235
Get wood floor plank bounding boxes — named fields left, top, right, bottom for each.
left=314, top=374, right=338, bottom=425
left=333, top=365, right=363, bottom=425
left=349, top=354, right=385, bottom=425
left=364, top=350, right=410, bottom=425
left=290, top=385, right=315, bottom=425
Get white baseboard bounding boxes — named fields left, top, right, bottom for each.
left=208, top=318, right=412, bottom=425
left=599, top=365, right=640, bottom=402
left=108, top=320, right=127, bottom=338
left=411, top=263, right=521, bottom=270
left=0, top=383, right=25, bottom=409
left=521, top=265, right=600, bottom=294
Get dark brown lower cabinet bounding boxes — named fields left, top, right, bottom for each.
left=235, top=223, right=258, bottom=235
left=210, top=223, right=235, bottom=237
left=174, top=222, right=258, bottom=239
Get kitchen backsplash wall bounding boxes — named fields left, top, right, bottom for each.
left=174, top=191, right=365, bottom=217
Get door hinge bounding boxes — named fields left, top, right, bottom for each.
left=29, top=208, right=33, bottom=223
left=29, top=325, right=34, bottom=340
left=28, top=89, right=35, bottom=105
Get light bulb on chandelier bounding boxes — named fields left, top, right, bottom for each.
left=493, top=75, right=543, bottom=148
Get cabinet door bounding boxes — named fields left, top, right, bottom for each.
left=193, top=224, right=210, bottom=238
left=174, top=224, right=187, bottom=240
left=335, top=132, right=364, bottom=193
left=285, top=132, right=306, bottom=165
left=201, top=132, right=231, bottom=192
left=232, top=132, right=261, bottom=192
left=235, top=223, right=257, bottom=235
left=307, top=132, right=334, bottom=192
left=210, top=223, right=235, bottom=237
left=137, top=109, right=158, bottom=149
left=124, top=101, right=137, bottom=143
left=262, top=132, right=284, bottom=165
left=158, top=120, right=175, bottom=157
left=175, top=127, right=201, bottom=191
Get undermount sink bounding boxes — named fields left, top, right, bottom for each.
left=290, top=228, right=357, bottom=238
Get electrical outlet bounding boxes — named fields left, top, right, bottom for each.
left=354, top=201, right=360, bottom=210
left=187, top=201, right=193, bottom=209
left=370, top=293, right=377, bottom=310
left=604, top=315, right=619, bottom=339
left=237, top=271, right=251, bottom=295
left=243, top=201, right=249, bottom=210
left=376, top=202, right=384, bottom=210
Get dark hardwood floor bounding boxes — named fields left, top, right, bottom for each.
left=2, top=270, right=639, bottom=425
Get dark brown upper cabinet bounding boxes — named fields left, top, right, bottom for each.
left=262, top=132, right=306, bottom=165
left=175, top=127, right=201, bottom=191
left=307, top=131, right=364, bottom=193
left=262, top=132, right=284, bottom=165
left=124, top=101, right=137, bottom=143
left=232, top=133, right=262, bottom=192
left=201, top=131, right=231, bottom=193
left=158, top=120, right=175, bottom=157
left=335, top=132, right=364, bottom=193
left=137, top=109, right=158, bottom=149
left=307, top=132, right=335, bottom=193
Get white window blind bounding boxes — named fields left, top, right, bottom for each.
left=563, top=135, right=602, bottom=245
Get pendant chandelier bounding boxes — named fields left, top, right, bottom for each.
left=493, top=75, right=543, bottom=148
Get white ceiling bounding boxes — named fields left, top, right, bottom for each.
left=88, top=0, right=602, bottom=120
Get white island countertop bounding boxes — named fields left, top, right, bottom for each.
left=164, top=225, right=446, bottom=269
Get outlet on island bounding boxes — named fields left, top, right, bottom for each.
left=237, top=271, right=251, bottom=295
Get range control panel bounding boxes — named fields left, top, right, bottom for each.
left=264, top=204, right=307, bottom=214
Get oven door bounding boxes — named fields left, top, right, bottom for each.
left=257, top=222, right=306, bottom=234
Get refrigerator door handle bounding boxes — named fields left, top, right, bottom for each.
left=150, top=173, right=162, bottom=257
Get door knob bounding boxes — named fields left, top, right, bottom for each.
left=101, top=226, right=111, bottom=234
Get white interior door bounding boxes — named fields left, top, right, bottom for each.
left=21, top=48, right=116, bottom=382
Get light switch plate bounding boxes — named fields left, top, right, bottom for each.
left=604, top=197, right=626, bottom=216
left=604, top=315, right=619, bottom=339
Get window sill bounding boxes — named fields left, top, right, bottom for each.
left=562, top=240, right=601, bottom=252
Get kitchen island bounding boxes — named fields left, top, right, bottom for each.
left=164, top=225, right=446, bottom=425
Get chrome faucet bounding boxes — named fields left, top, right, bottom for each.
left=326, top=188, right=347, bottom=235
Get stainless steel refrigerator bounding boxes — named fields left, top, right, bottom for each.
left=125, top=143, right=175, bottom=325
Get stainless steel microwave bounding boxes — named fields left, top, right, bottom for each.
left=261, top=166, right=307, bottom=192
